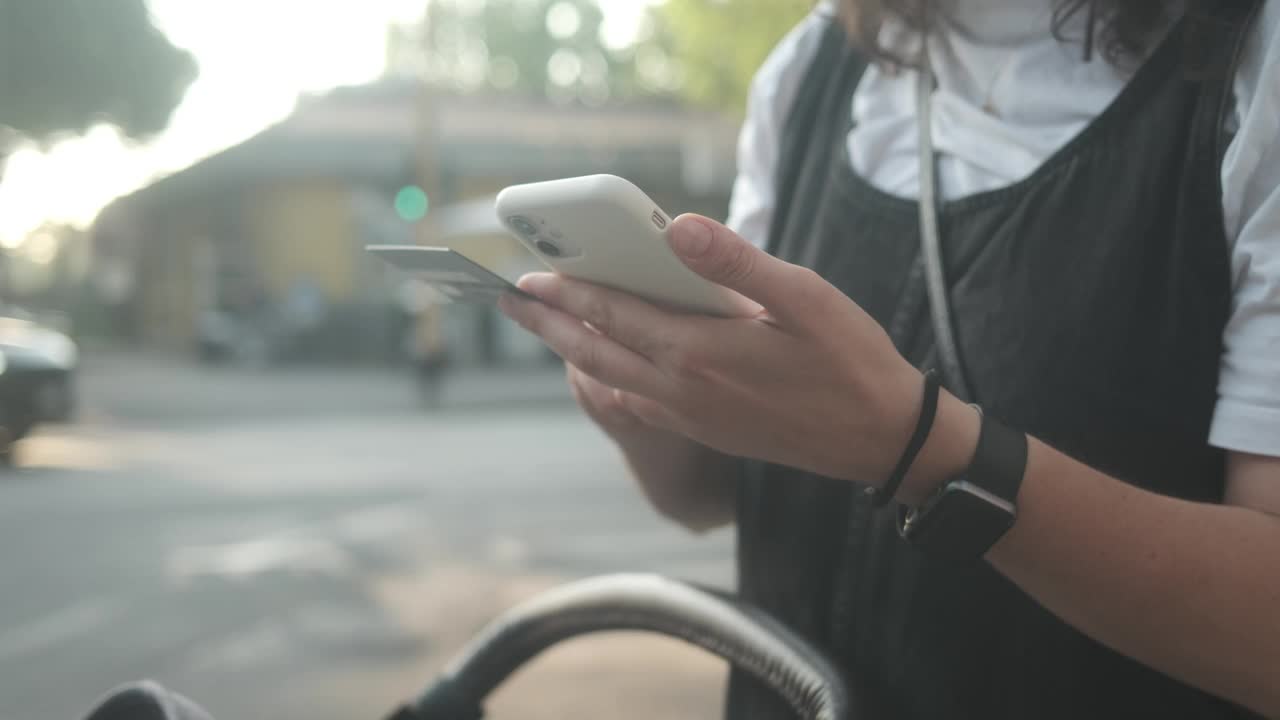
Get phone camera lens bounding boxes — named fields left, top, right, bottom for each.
left=535, top=239, right=563, bottom=257
left=508, top=215, right=539, bottom=237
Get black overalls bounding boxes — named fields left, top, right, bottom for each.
left=729, top=2, right=1263, bottom=718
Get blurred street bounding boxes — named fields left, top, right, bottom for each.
left=0, top=351, right=733, bottom=720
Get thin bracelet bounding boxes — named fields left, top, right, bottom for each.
left=868, top=369, right=942, bottom=507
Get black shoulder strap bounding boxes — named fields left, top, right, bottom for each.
left=1182, top=0, right=1262, bottom=189
left=764, top=17, right=867, bottom=256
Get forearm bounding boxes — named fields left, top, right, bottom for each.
left=903, top=393, right=1280, bottom=715
left=983, top=440, right=1280, bottom=715
left=614, top=428, right=738, bottom=533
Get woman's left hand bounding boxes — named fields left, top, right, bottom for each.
left=499, top=214, right=974, bottom=493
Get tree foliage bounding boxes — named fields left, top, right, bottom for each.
left=0, top=0, right=196, bottom=144
left=398, top=0, right=675, bottom=104
left=391, top=0, right=809, bottom=114
left=658, top=0, right=811, bottom=114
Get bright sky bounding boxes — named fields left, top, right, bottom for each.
left=0, top=0, right=655, bottom=249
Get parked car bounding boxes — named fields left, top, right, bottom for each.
left=0, top=316, right=78, bottom=460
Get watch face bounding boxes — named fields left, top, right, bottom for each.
left=950, top=480, right=1016, bottom=515
left=903, top=483, right=1017, bottom=561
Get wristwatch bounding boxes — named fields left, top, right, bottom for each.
left=898, top=408, right=1028, bottom=561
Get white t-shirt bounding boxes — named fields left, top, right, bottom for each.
left=727, top=1, right=1280, bottom=457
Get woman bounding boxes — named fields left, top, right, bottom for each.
left=399, top=279, right=452, bottom=407
left=499, top=1, right=1280, bottom=717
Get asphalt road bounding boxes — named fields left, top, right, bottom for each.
left=0, top=352, right=733, bottom=720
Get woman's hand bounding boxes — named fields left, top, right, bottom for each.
left=499, top=214, right=978, bottom=496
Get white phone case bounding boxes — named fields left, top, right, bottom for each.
left=494, top=175, right=741, bottom=316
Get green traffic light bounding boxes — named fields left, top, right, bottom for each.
left=394, top=185, right=430, bottom=222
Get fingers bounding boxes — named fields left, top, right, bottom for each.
left=517, top=273, right=686, bottom=361
left=667, top=214, right=830, bottom=329
left=513, top=271, right=790, bottom=384
left=615, top=389, right=685, bottom=434
left=566, top=364, right=641, bottom=429
left=568, top=364, right=686, bottom=437
left=499, top=293, right=667, bottom=398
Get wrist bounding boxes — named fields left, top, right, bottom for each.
left=896, top=390, right=981, bottom=507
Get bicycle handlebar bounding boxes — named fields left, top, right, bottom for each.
left=387, top=574, right=851, bottom=720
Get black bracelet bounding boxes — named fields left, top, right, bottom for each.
left=868, top=369, right=942, bottom=508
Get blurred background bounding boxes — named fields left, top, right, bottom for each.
left=0, top=0, right=811, bottom=718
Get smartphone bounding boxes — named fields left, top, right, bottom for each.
left=494, top=174, right=742, bottom=317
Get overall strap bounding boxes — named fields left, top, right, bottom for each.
left=765, top=18, right=866, bottom=257
left=1183, top=0, right=1263, bottom=196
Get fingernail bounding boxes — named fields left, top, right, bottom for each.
left=517, top=272, right=557, bottom=298
left=671, top=217, right=712, bottom=258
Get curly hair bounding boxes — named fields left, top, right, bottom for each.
left=838, top=0, right=1178, bottom=66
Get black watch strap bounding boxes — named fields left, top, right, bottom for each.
left=899, top=412, right=1028, bottom=560
left=970, top=412, right=1028, bottom=504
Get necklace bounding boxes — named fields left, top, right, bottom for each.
left=931, top=3, right=1055, bottom=118
left=978, top=52, right=1019, bottom=117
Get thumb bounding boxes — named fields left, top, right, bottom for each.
left=668, top=214, right=812, bottom=323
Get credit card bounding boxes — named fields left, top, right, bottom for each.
left=366, top=245, right=536, bottom=304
